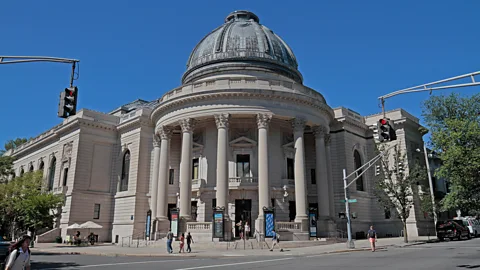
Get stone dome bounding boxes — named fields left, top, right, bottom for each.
left=182, top=10, right=303, bottom=84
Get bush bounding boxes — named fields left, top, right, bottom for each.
left=55, top=236, right=62, bottom=243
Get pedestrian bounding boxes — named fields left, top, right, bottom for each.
left=186, top=232, right=194, bottom=253
left=244, top=221, right=250, bottom=240
left=367, top=225, right=377, bottom=252
left=166, top=229, right=174, bottom=254
left=179, top=233, right=185, bottom=253
left=236, top=220, right=244, bottom=239
left=269, top=229, right=283, bottom=252
left=4, top=234, right=31, bottom=270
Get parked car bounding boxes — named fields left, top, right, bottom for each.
left=454, top=217, right=480, bottom=237
left=436, top=220, right=471, bottom=241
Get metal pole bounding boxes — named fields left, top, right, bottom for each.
left=343, top=169, right=354, bottom=249
left=423, top=143, right=438, bottom=229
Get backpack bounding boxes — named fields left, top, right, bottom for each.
left=1, top=249, right=21, bottom=270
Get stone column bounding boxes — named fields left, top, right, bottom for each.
left=151, top=134, right=161, bottom=222
left=256, top=114, right=272, bottom=239
left=325, top=135, right=335, bottom=220
left=292, top=118, right=308, bottom=229
left=179, top=118, right=195, bottom=220
left=214, top=114, right=230, bottom=211
left=156, top=126, right=172, bottom=236
left=313, top=126, right=330, bottom=218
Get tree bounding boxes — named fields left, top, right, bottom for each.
left=0, top=155, right=15, bottom=183
left=374, top=145, right=425, bottom=243
left=4, top=138, right=28, bottom=152
left=422, top=93, right=480, bottom=213
left=0, top=171, right=64, bottom=239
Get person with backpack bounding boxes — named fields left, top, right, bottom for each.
left=186, top=232, right=194, bottom=253
left=367, top=225, right=377, bottom=252
left=269, top=229, right=283, bottom=252
left=166, top=229, right=174, bottom=254
left=4, top=235, right=31, bottom=270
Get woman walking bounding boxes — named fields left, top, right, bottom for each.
left=5, top=235, right=31, bottom=270
left=179, top=233, right=185, bottom=253
left=367, top=225, right=377, bottom=252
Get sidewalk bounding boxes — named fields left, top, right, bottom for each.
left=32, top=237, right=433, bottom=258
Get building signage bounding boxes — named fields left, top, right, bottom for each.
left=263, top=207, right=275, bottom=238
left=145, top=210, right=152, bottom=238
left=212, top=210, right=224, bottom=239
left=309, top=213, right=317, bottom=237
left=171, top=209, right=179, bottom=238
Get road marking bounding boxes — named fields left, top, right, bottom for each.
left=305, top=254, right=330, bottom=258
left=173, top=257, right=294, bottom=270
left=74, top=259, right=199, bottom=268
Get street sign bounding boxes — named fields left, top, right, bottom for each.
left=340, top=199, right=358, bottom=203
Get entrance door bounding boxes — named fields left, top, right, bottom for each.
left=235, top=199, right=252, bottom=238
left=289, top=201, right=296, bottom=222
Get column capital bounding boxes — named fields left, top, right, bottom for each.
left=291, top=117, right=306, bottom=133
left=312, top=125, right=328, bottom=138
left=214, top=113, right=230, bottom=129
left=153, top=134, right=162, bottom=147
left=179, top=118, right=196, bottom=133
left=156, top=126, right=172, bottom=140
left=256, top=113, right=272, bottom=129
left=325, top=134, right=332, bottom=146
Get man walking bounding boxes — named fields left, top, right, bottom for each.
left=269, top=229, right=283, bottom=252
left=367, top=225, right=377, bottom=252
left=166, top=229, right=174, bottom=254
left=186, top=232, right=194, bottom=253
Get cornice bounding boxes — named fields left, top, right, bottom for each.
left=117, top=115, right=154, bottom=133
left=151, top=90, right=335, bottom=124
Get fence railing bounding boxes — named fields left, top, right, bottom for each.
left=121, top=231, right=146, bottom=248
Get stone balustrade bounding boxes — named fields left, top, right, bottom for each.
left=53, top=186, right=68, bottom=195
left=228, top=177, right=258, bottom=187
left=160, top=77, right=327, bottom=104
left=191, top=179, right=205, bottom=190
left=187, top=222, right=211, bottom=231
left=276, top=221, right=302, bottom=232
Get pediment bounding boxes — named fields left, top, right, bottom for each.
left=282, top=141, right=294, bottom=149
left=230, top=136, right=257, bottom=147
left=193, top=142, right=204, bottom=152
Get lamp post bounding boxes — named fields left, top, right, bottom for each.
left=416, top=147, right=437, bottom=228
left=418, top=128, right=438, bottom=229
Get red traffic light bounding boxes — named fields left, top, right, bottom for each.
left=379, top=119, right=388, bottom=125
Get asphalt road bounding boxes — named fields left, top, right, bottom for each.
left=31, top=238, right=480, bottom=270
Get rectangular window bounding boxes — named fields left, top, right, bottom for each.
left=236, top=154, right=250, bottom=178
left=192, top=158, right=199, bottom=179
left=169, top=169, right=174, bottom=185
left=287, top=158, right=294, bottom=179
left=271, top=198, right=275, bottom=208
left=212, top=199, right=216, bottom=208
left=62, top=168, right=68, bottom=186
left=94, top=204, right=101, bottom=219
left=311, top=169, right=316, bottom=184
left=384, top=208, right=391, bottom=219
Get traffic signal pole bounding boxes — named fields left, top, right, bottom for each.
left=343, top=142, right=398, bottom=249
left=0, top=55, right=79, bottom=86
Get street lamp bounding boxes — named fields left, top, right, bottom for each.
left=416, top=146, right=437, bottom=228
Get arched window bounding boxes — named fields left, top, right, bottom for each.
left=354, top=150, right=364, bottom=191
left=20, top=167, right=24, bottom=177
left=39, top=161, right=44, bottom=172
left=29, top=164, right=34, bottom=172
left=120, top=150, right=130, bottom=191
left=48, top=157, right=56, bottom=191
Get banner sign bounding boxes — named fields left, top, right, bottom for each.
left=171, top=209, right=179, bottom=238
left=309, top=213, right=317, bottom=237
left=212, top=210, right=224, bottom=239
left=145, top=210, right=152, bottom=238
left=263, top=207, right=275, bottom=238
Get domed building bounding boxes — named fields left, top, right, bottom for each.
left=8, top=11, right=437, bottom=243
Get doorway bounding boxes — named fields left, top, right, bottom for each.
left=289, top=201, right=296, bottom=222
left=235, top=199, right=252, bottom=238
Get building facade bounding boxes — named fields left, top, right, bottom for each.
left=7, top=10, right=436, bottom=242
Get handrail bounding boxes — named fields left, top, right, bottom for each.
left=121, top=231, right=146, bottom=247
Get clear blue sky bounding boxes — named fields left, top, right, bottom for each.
left=1, top=0, right=479, bottom=147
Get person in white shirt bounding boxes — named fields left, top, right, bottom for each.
left=5, top=235, right=31, bottom=270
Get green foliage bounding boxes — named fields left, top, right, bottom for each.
left=4, top=138, right=28, bottom=151
left=422, top=93, right=480, bottom=213
left=374, top=145, right=427, bottom=242
left=0, top=171, right=64, bottom=236
left=0, top=155, right=16, bottom=183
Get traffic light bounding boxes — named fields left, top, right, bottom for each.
left=377, top=118, right=397, bottom=142
left=58, top=86, right=78, bottom=118
left=375, top=165, right=381, bottom=176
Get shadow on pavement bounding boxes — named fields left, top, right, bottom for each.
left=32, top=251, right=80, bottom=256
left=31, top=261, right=80, bottom=269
